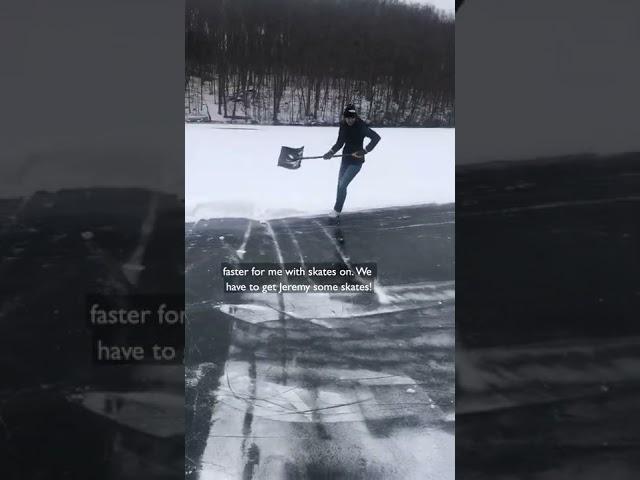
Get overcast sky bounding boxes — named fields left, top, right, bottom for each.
left=457, top=0, right=640, bottom=164
left=404, top=0, right=454, bottom=14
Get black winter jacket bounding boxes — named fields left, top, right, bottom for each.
left=329, top=118, right=381, bottom=164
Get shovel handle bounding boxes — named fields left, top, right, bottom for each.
left=300, top=153, right=358, bottom=160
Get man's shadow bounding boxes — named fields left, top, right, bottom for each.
left=333, top=225, right=344, bottom=246
left=327, top=218, right=349, bottom=263
left=328, top=218, right=345, bottom=246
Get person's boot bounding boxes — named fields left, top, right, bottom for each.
left=328, top=209, right=340, bottom=219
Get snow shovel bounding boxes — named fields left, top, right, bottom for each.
left=277, top=146, right=354, bottom=170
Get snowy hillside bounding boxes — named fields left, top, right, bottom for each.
left=185, top=0, right=454, bottom=128
left=186, top=77, right=454, bottom=127
left=185, top=124, right=454, bottom=221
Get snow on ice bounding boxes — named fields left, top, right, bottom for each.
left=186, top=124, right=454, bottom=221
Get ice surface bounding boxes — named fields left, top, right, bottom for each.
left=186, top=125, right=454, bottom=221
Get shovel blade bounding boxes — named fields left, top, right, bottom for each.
left=278, top=146, right=304, bottom=169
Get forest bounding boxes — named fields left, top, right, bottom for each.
left=185, top=0, right=454, bottom=126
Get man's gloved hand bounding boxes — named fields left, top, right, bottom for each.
left=323, top=151, right=334, bottom=160
left=352, top=150, right=366, bottom=159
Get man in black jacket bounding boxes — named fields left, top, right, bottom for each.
left=323, top=104, right=381, bottom=218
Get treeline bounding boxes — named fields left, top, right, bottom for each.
left=186, top=0, right=454, bottom=126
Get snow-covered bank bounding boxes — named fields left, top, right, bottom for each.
left=186, top=125, right=454, bottom=221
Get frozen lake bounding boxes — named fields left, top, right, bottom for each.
left=186, top=205, right=455, bottom=479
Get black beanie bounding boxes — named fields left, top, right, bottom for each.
left=343, top=104, right=357, bottom=117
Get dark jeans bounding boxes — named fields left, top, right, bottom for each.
left=333, top=161, right=362, bottom=213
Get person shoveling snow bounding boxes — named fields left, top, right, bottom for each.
left=277, top=104, right=381, bottom=219
left=322, top=104, right=381, bottom=219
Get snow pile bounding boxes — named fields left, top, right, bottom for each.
left=186, top=124, right=454, bottom=221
